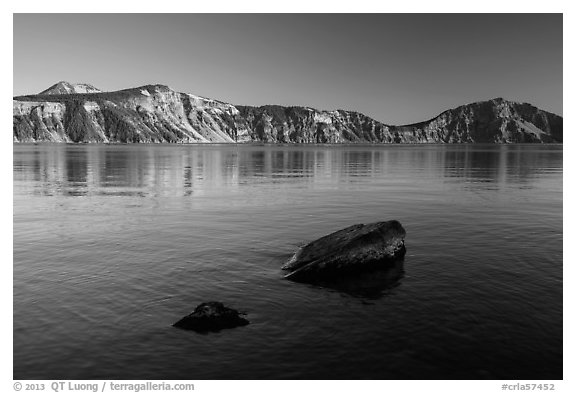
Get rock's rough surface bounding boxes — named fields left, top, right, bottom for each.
left=173, top=302, right=249, bottom=332
left=13, top=83, right=562, bottom=144
left=282, top=220, right=407, bottom=282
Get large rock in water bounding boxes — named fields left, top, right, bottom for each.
left=173, top=302, right=249, bottom=332
left=282, top=220, right=406, bottom=282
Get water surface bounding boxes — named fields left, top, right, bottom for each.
left=13, top=144, right=563, bottom=379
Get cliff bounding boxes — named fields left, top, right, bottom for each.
left=13, top=83, right=562, bottom=144
left=390, top=98, right=563, bottom=143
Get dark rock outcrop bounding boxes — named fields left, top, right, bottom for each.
left=173, top=302, right=249, bottom=332
left=282, top=220, right=407, bottom=283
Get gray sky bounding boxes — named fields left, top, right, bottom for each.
left=13, top=14, right=562, bottom=125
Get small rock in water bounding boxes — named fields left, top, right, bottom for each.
left=173, top=302, right=249, bottom=332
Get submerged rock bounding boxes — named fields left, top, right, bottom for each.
left=282, top=220, right=406, bottom=282
left=311, top=259, right=405, bottom=299
left=173, top=302, right=249, bottom=332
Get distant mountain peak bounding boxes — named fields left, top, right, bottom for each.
left=489, top=97, right=522, bottom=106
left=13, top=83, right=562, bottom=144
left=39, top=81, right=102, bottom=95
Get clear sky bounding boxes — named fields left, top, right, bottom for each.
left=13, top=13, right=562, bottom=125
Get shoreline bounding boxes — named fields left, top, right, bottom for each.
left=12, top=142, right=565, bottom=146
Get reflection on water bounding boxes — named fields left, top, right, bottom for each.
left=14, top=144, right=561, bottom=198
left=294, top=259, right=406, bottom=300
left=13, top=143, right=562, bottom=380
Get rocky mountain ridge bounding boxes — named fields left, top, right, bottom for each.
left=13, top=83, right=562, bottom=143
left=39, top=81, right=102, bottom=95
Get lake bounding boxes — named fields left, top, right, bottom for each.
left=13, top=143, right=563, bottom=380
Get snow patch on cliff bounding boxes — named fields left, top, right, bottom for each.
left=83, top=101, right=100, bottom=112
left=72, top=83, right=102, bottom=94
left=314, top=112, right=333, bottom=124
left=520, top=120, right=546, bottom=138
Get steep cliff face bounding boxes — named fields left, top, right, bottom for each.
left=13, top=100, right=69, bottom=142
left=236, top=98, right=562, bottom=144
left=14, top=85, right=251, bottom=143
left=236, top=106, right=395, bottom=143
left=13, top=84, right=562, bottom=143
left=391, top=98, right=563, bottom=143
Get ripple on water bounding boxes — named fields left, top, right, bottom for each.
left=13, top=144, right=562, bottom=379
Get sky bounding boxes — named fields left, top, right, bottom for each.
left=13, top=13, right=562, bottom=125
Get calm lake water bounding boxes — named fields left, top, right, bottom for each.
left=13, top=144, right=562, bottom=380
